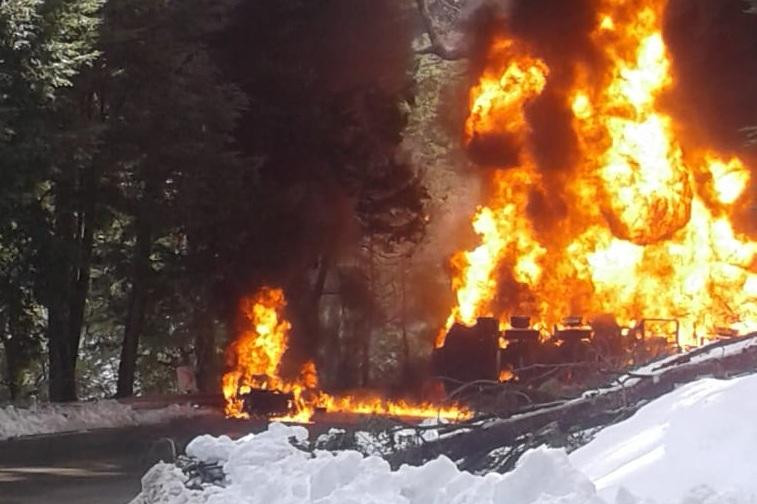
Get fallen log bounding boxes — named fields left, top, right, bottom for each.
left=388, top=333, right=757, bottom=469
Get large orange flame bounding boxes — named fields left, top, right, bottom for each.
left=223, top=287, right=471, bottom=422
left=222, top=287, right=291, bottom=418
left=442, top=0, right=755, bottom=349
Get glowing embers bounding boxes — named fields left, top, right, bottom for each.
left=223, top=287, right=472, bottom=422
left=443, top=0, right=756, bottom=348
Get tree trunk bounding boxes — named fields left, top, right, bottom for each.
left=42, top=87, right=102, bottom=402
left=414, top=0, right=468, bottom=60
left=305, top=253, right=330, bottom=357
left=286, top=252, right=331, bottom=371
left=47, top=298, right=77, bottom=402
left=0, top=313, right=19, bottom=400
left=46, top=180, right=79, bottom=402
left=334, top=303, right=350, bottom=388
left=67, top=165, right=98, bottom=370
left=360, top=321, right=371, bottom=388
left=116, top=212, right=152, bottom=398
left=361, top=239, right=374, bottom=387
left=193, top=305, right=216, bottom=393
left=47, top=237, right=94, bottom=403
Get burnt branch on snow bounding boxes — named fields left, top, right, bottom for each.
left=388, top=333, right=757, bottom=470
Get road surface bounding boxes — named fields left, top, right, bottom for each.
left=0, top=414, right=267, bottom=504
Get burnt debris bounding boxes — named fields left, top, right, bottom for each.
left=240, top=389, right=295, bottom=418
left=433, top=315, right=693, bottom=387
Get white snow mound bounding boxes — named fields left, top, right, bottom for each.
left=570, top=374, right=757, bottom=503
left=132, top=374, right=757, bottom=504
left=139, top=422, right=603, bottom=504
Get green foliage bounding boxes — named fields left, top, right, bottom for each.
left=0, top=0, right=103, bottom=400
left=86, top=0, right=247, bottom=397
left=0, top=0, right=247, bottom=399
left=0, top=0, right=101, bottom=100
left=0, top=0, right=426, bottom=399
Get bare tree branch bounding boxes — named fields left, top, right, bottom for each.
left=414, top=0, right=468, bottom=60
left=390, top=334, right=757, bottom=468
left=440, top=0, right=462, bottom=14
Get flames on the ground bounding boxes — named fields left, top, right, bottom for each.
left=223, top=287, right=470, bottom=421
left=440, top=0, right=755, bottom=348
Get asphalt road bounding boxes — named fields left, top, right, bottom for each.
left=0, top=414, right=268, bottom=504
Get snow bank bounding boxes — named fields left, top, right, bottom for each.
left=0, top=400, right=207, bottom=440
left=570, top=374, right=757, bottom=503
left=133, top=422, right=603, bottom=504
left=131, top=373, right=757, bottom=504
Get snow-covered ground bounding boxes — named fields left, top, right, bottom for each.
left=571, top=374, right=757, bottom=503
left=130, top=373, right=757, bottom=504
left=0, top=399, right=210, bottom=440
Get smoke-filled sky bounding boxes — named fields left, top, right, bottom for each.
left=465, top=0, right=757, bottom=168
left=220, top=0, right=756, bottom=175
left=457, top=0, right=756, bottom=237
left=665, top=0, right=757, bottom=155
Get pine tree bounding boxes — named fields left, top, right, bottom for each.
left=98, top=0, right=246, bottom=397
left=0, top=0, right=103, bottom=401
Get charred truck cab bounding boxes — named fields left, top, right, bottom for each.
left=433, top=318, right=500, bottom=385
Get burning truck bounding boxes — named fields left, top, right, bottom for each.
left=432, top=315, right=689, bottom=388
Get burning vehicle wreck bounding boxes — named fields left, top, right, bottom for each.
left=220, top=0, right=755, bottom=425
left=222, top=288, right=472, bottom=423
left=236, top=387, right=295, bottom=418
left=433, top=315, right=689, bottom=388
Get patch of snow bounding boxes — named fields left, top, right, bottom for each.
left=685, top=337, right=757, bottom=365
left=0, top=400, right=209, bottom=440
left=571, top=374, right=757, bottom=503
left=311, top=419, right=449, bottom=458
left=314, top=428, right=346, bottom=446
left=352, top=424, right=440, bottom=456
left=186, top=434, right=237, bottom=464
left=130, top=463, right=222, bottom=504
